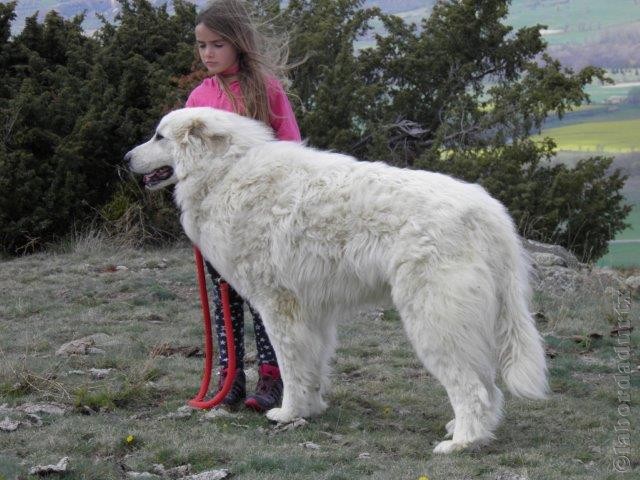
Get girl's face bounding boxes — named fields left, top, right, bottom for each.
left=195, top=23, right=239, bottom=75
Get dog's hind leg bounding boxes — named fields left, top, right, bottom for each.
left=257, top=296, right=335, bottom=423
left=393, top=264, right=504, bottom=454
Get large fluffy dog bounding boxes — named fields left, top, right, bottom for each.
left=126, top=107, right=548, bottom=453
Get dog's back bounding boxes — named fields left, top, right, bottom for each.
left=227, top=140, right=513, bottom=280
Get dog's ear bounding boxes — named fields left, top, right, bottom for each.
left=176, top=118, right=230, bottom=156
left=175, top=119, right=205, bottom=144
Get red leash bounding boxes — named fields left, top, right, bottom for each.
left=188, top=246, right=237, bottom=409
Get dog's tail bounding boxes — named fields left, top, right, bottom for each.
left=496, top=240, right=549, bottom=400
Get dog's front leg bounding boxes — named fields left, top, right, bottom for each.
left=257, top=301, right=332, bottom=423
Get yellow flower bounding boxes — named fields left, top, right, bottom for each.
left=382, top=406, right=392, bottom=416
left=126, top=435, right=135, bottom=444
left=418, top=476, right=430, bottom=480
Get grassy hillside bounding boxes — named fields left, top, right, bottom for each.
left=544, top=104, right=640, bottom=128
left=1, top=240, right=638, bottom=478
left=598, top=204, right=640, bottom=268
left=599, top=239, right=640, bottom=268
left=508, top=0, right=640, bottom=45
left=535, top=118, right=640, bottom=153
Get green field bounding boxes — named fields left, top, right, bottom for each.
left=537, top=105, right=640, bottom=267
left=393, top=0, right=640, bottom=46
left=545, top=104, right=640, bottom=128
left=598, top=204, right=640, bottom=268
left=583, top=80, right=640, bottom=105
left=598, top=240, right=640, bottom=268
left=535, top=118, right=640, bottom=152
left=508, top=0, right=640, bottom=45
left=614, top=204, right=640, bottom=241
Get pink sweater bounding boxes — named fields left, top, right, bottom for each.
left=185, top=76, right=301, bottom=142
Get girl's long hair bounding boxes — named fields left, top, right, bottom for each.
left=196, top=0, right=290, bottom=125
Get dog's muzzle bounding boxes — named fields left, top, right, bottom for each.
left=124, top=151, right=175, bottom=189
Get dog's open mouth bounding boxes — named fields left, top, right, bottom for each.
left=143, top=166, right=174, bottom=187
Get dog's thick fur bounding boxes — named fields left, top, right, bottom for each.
left=126, top=107, right=548, bottom=454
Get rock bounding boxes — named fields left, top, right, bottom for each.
left=126, top=473, right=161, bottom=479
left=185, top=469, right=229, bottom=480
left=17, top=402, right=67, bottom=415
left=299, top=441, right=320, bottom=450
left=56, top=333, right=116, bottom=356
left=531, top=252, right=567, bottom=268
left=203, top=408, right=234, bottom=420
left=90, top=368, right=113, bottom=379
left=522, top=239, right=580, bottom=269
left=625, top=275, right=640, bottom=297
left=0, top=417, right=20, bottom=432
left=151, top=464, right=193, bottom=478
left=159, top=406, right=195, bottom=420
left=270, top=417, right=308, bottom=434
left=531, top=263, right=585, bottom=296
left=29, top=457, right=70, bottom=475
left=592, top=268, right=626, bottom=291
left=523, top=239, right=633, bottom=297
left=357, top=452, right=371, bottom=460
left=56, top=338, right=99, bottom=356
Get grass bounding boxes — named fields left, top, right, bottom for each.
left=597, top=204, right=640, bottom=268
left=1, top=240, right=639, bottom=479
left=534, top=118, right=640, bottom=153
left=507, top=0, right=640, bottom=45
left=599, top=241, right=640, bottom=269
left=614, top=205, right=640, bottom=242
left=544, top=105, right=640, bottom=130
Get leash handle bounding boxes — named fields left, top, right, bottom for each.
left=188, top=246, right=237, bottom=409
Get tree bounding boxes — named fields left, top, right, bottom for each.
left=281, top=0, right=630, bottom=261
left=0, top=8, right=98, bottom=253
left=281, top=0, right=382, bottom=152
left=0, top=1, right=196, bottom=254
left=0, top=0, right=631, bottom=262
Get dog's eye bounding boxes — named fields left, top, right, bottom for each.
left=154, top=133, right=164, bottom=141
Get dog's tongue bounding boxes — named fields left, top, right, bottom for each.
left=143, top=166, right=173, bottom=185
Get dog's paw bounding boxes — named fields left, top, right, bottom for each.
left=266, top=407, right=298, bottom=424
left=433, top=440, right=467, bottom=454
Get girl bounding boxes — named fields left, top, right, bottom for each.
left=185, top=0, right=301, bottom=412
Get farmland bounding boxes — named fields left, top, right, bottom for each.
left=535, top=118, right=640, bottom=153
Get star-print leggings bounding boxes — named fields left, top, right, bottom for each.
left=205, top=262, right=278, bottom=370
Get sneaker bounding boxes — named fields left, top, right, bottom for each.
left=244, top=364, right=283, bottom=412
left=217, top=368, right=246, bottom=409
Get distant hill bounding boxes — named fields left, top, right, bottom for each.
left=10, top=1, right=432, bottom=32
left=13, top=0, right=639, bottom=69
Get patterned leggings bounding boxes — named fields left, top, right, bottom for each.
left=205, top=262, right=278, bottom=370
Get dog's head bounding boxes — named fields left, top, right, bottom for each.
left=125, top=107, right=274, bottom=190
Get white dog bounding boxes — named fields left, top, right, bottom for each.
left=126, top=107, right=548, bottom=454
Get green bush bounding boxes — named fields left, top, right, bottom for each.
left=0, top=0, right=631, bottom=261
left=0, top=1, right=195, bottom=255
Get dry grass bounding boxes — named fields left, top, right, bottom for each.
left=0, top=238, right=638, bottom=479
